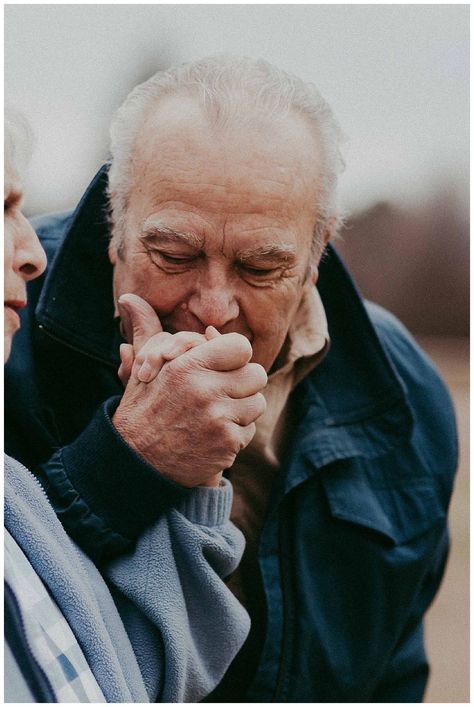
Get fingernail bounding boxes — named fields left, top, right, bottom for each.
left=119, top=343, right=131, bottom=361
left=137, top=362, right=153, bottom=382
left=206, top=325, right=221, bottom=338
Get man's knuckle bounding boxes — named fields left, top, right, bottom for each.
left=224, top=332, right=251, bottom=355
left=256, top=392, right=267, bottom=414
left=239, top=423, right=256, bottom=450
left=249, top=363, right=267, bottom=386
left=217, top=415, right=233, bottom=438
left=159, top=359, right=186, bottom=387
left=165, top=362, right=212, bottom=402
left=134, top=351, right=145, bottom=367
left=225, top=453, right=238, bottom=468
left=238, top=336, right=253, bottom=357
left=193, top=378, right=214, bottom=404
left=257, top=364, right=268, bottom=385
left=177, top=331, right=205, bottom=345
left=144, top=351, right=162, bottom=367
left=221, top=422, right=238, bottom=448
left=165, top=354, right=191, bottom=376
left=174, top=332, right=192, bottom=346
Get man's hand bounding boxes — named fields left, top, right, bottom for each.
left=113, top=294, right=267, bottom=487
left=117, top=294, right=213, bottom=386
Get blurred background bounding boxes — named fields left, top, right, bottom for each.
left=5, top=5, right=469, bottom=701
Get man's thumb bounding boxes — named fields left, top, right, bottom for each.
left=118, top=293, right=163, bottom=352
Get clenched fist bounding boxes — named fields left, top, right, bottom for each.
left=113, top=294, right=267, bottom=487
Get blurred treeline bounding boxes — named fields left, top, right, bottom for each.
left=337, top=190, right=469, bottom=337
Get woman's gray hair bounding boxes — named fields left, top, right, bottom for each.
left=108, top=55, right=345, bottom=260
left=5, top=107, right=34, bottom=182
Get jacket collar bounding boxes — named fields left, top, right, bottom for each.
left=36, top=166, right=413, bottom=458
left=288, top=244, right=413, bottom=476
left=36, top=166, right=120, bottom=366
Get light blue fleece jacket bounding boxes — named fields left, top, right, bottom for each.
left=4, top=454, right=250, bottom=702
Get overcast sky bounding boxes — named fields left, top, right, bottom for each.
left=5, top=4, right=469, bottom=217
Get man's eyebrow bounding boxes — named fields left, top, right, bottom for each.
left=140, top=224, right=204, bottom=249
left=237, top=244, right=297, bottom=264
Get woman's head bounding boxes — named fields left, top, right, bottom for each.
left=4, top=111, right=46, bottom=362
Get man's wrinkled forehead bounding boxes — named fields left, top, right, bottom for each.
left=134, top=92, right=323, bottom=196
left=121, top=93, right=323, bottom=262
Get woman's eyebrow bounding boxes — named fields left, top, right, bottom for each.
left=140, top=224, right=204, bottom=249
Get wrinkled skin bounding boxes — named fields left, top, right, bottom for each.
left=111, top=96, right=326, bottom=486
left=115, top=294, right=267, bottom=487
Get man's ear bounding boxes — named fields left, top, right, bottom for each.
left=324, top=215, right=339, bottom=245
left=309, top=264, right=319, bottom=286
left=304, top=261, right=319, bottom=287
left=108, top=239, right=118, bottom=266
left=108, top=240, right=120, bottom=318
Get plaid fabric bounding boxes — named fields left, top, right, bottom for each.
left=5, top=530, right=106, bottom=703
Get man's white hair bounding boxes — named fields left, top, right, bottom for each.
left=108, top=55, right=345, bottom=260
left=5, top=108, right=34, bottom=182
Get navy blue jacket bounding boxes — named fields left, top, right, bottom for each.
left=5, top=167, right=457, bottom=702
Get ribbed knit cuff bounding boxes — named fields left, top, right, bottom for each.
left=58, top=396, right=190, bottom=559
left=176, top=478, right=234, bottom=527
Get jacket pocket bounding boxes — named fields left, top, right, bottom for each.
left=316, top=456, right=445, bottom=545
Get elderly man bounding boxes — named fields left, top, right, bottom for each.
left=6, top=56, right=457, bottom=702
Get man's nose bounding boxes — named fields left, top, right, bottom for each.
left=187, top=269, right=239, bottom=329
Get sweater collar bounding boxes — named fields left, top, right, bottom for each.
left=36, top=166, right=412, bottom=442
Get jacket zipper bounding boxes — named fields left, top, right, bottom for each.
left=16, top=461, right=92, bottom=580
left=4, top=581, right=57, bottom=702
left=6, top=457, right=93, bottom=595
